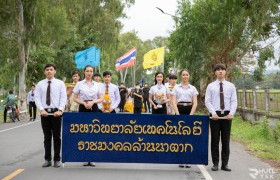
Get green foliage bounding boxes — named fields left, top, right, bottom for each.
left=231, top=116, right=280, bottom=160
left=168, top=0, right=280, bottom=95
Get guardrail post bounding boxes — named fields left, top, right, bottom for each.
left=252, top=88, right=257, bottom=122
left=265, top=87, right=270, bottom=114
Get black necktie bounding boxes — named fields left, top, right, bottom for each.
left=46, top=81, right=51, bottom=106
left=220, top=82, right=225, bottom=110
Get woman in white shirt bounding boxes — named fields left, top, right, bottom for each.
left=172, top=69, right=198, bottom=168
left=149, top=72, right=171, bottom=114
left=73, top=65, right=103, bottom=167
left=172, top=69, right=198, bottom=116
left=73, top=65, right=103, bottom=113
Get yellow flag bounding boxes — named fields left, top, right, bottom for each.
left=143, top=47, right=164, bottom=69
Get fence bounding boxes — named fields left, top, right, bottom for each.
left=237, top=89, right=280, bottom=116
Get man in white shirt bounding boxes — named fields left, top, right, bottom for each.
left=35, top=64, right=67, bottom=168
left=27, top=85, right=36, bottom=121
left=98, top=71, right=120, bottom=113
left=205, top=63, right=237, bottom=172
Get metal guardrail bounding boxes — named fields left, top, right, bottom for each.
left=237, top=89, right=280, bottom=115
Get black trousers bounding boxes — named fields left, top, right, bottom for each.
left=143, top=98, right=150, bottom=112
left=41, top=115, right=62, bottom=161
left=177, top=105, right=192, bottom=115
left=29, top=101, right=37, bottom=119
left=3, top=107, right=7, bottom=122
left=152, top=102, right=167, bottom=114
left=134, top=107, right=142, bottom=114
left=210, top=111, right=232, bottom=166
left=119, top=98, right=126, bottom=112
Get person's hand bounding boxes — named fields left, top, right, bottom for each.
left=54, top=110, right=63, bottom=117
left=211, top=114, right=219, bottom=120
left=109, top=108, right=113, bottom=113
left=88, top=101, right=95, bottom=108
left=153, top=105, right=158, bottom=109
left=100, top=107, right=105, bottom=112
left=40, top=110, right=48, bottom=117
left=227, top=114, right=234, bottom=120
left=83, top=102, right=91, bottom=109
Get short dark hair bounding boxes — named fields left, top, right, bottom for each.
left=72, top=70, right=80, bottom=76
left=214, top=63, right=227, bottom=71
left=9, top=90, right=13, bottom=94
left=103, top=71, right=112, bottom=77
left=168, top=74, right=177, bottom=80
left=31, top=84, right=35, bottom=88
left=94, top=73, right=101, bottom=77
left=44, top=63, right=56, bottom=70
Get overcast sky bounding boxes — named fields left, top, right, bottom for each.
left=121, top=0, right=178, bottom=41
left=121, top=0, right=279, bottom=72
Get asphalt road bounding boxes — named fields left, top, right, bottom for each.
left=0, top=117, right=279, bottom=180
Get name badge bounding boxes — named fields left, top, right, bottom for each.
left=157, top=104, right=162, bottom=108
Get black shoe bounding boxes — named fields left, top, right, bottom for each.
left=179, top=164, right=184, bottom=168
left=42, top=161, right=51, bottom=167
left=83, top=162, right=90, bottom=166
left=185, top=165, right=191, bottom=168
left=33, top=118, right=36, bottom=121
left=54, top=161, right=61, bottom=168
left=88, top=162, right=95, bottom=167
left=211, top=165, right=218, bottom=171
left=221, top=165, right=231, bottom=171
left=29, top=118, right=32, bottom=121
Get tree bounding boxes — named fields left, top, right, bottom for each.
left=168, top=0, right=280, bottom=98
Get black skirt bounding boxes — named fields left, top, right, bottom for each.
left=152, top=102, right=167, bottom=114
left=79, top=104, right=99, bottom=113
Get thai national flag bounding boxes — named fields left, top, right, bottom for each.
left=115, top=47, right=137, bottom=71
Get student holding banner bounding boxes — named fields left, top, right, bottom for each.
left=172, top=69, right=198, bottom=168
left=73, top=65, right=103, bottom=167
left=205, top=63, right=237, bottom=172
left=73, top=65, right=103, bottom=113
left=35, top=64, right=67, bottom=168
left=99, top=71, right=121, bottom=113
left=149, top=72, right=171, bottom=114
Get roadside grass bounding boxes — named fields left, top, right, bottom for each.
left=232, top=116, right=280, bottom=161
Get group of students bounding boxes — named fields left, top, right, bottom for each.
left=33, top=63, right=237, bottom=173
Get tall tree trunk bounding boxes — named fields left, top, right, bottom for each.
left=17, top=0, right=27, bottom=119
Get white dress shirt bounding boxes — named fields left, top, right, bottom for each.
left=172, top=83, right=199, bottom=102
left=98, top=83, right=121, bottom=110
left=27, top=90, right=36, bottom=102
left=35, top=78, right=67, bottom=111
left=205, top=80, right=237, bottom=116
left=73, top=79, right=101, bottom=101
left=149, top=84, right=171, bottom=101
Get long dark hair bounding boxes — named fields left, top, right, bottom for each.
left=154, top=71, right=165, bottom=85
left=83, top=65, right=94, bottom=79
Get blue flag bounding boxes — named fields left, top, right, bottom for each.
left=75, top=46, right=100, bottom=68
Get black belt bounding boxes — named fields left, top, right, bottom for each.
left=84, top=100, right=93, bottom=102
left=44, top=108, right=58, bottom=113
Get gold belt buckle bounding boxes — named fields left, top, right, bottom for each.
left=47, top=108, right=51, bottom=113
left=183, top=103, right=187, bottom=106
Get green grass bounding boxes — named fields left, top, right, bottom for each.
left=232, top=116, right=280, bottom=160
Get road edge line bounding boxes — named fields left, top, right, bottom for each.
left=197, top=165, right=213, bottom=180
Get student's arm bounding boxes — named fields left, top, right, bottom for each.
left=190, top=95, right=197, bottom=115
left=172, top=94, right=179, bottom=115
